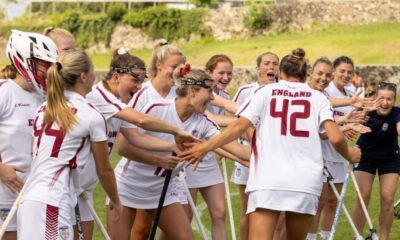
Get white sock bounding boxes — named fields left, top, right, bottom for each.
left=320, top=230, right=331, bottom=240
left=306, top=233, right=317, bottom=240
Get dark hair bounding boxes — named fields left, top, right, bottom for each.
left=279, top=48, right=308, bottom=82
left=104, top=49, right=146, bottom=82
left=205, top=54, right=233, bottom=73
left=333, top=56, right=354, bottom=69
left=311, top=57, right=332, bottom=70
left=256, top=52, right=279, bottom=67
left=378, top=82, right=397, bottom=98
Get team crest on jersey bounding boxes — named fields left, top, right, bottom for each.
left=0, top=208, right=10, bottom=221
left=382, top=123, right=389, bottom=131
left=192, top=130, right=199, bottom=136
left=59, top=226, right=69, bottom=240
left=235, top=167, right=241, bottom=178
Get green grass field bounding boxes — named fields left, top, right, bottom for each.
left=87, top=22, right=400, bottom=69
left=92, top=152, right=400, bottom=240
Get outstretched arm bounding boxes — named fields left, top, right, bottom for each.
left=180, top=117, right=252, bottom=168
left=116, top=108, right=196, bottom=145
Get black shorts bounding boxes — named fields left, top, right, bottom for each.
left=354, top=157, right=400, bottom=175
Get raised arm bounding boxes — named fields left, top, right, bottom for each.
left=323, top=120, right=361, bottom=163
left=120, top=127, right=178, bottom=153
left=180, top=117, right=252, bottom=167
left=115, top=108, right=195, bottom=144
left=117, top=134, right=181, bottom=170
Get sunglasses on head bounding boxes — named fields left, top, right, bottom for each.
left=181, top=77, right=214, bottom=89
left=379, top=81, right=397, bottom=90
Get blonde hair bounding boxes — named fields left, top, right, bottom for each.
left=0, top=65, right=17, bottom=79
left=43, top=27, right=74, bottom=43
left=148, top=39, right=185, bottom=79
left=45, top=49, right=91, bottom=133
left=173, top=65, right=211, bottom=97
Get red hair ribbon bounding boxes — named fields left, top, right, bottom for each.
left=180, top=64, right=191, bottom=77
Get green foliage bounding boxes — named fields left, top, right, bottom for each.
left=107, top=3, right=127, bottom=22
left=189, top=0, right=218, bottom=7
left=245, top=3, right=273, bottom=31
left=52, top=10, right=115, bottom=48
left=0, top=7, right=5, bottom=20
left=123, top=7, right=209, bottom=41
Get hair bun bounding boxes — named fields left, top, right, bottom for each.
left=292, top=48, right=306, bottom=59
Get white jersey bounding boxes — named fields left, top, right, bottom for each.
left=23, top=91, right=107, bottom=208
left=115, top=99, right=220, bottom=207
left=207, top=89, right=230, bottom=115
left=79, top=81, right=131, bottom=191
left=0, top=79, right=42, bottom=203
left=238, top=81, right=334, bottom=196
left=321, top=81, right=354, bottom=163
left=232, top=82, right=260, bottom=170
left=129, top=80, right=177, bottom=111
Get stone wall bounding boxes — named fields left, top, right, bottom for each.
left=95, top=65, right=400, bottom=91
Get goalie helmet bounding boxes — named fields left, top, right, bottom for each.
left=6, top=29, right=58, bottom=97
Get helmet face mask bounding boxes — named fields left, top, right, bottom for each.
left=6, top=30, right=58, bottom=97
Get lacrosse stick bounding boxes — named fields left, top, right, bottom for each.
left=80, top=192, right=111, bottom=240
left=221, top=157, right=237, bottom=240
left=350, top=171, right=379, bottom=240
left=324, top=167, right=363, bottom=240
left=394, top=198, right=400, bottom=219
left=177, top=174, right=208, bottom=240
left=0, top=184, right=26, bottom=238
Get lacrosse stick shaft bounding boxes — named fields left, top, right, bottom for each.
left=350, top=171, right=375, bottom=230
left=328, top=168, right=351, bottom=240
left=324, top=168, right=362, bottom=239
left=149, top=170, right=172, bottom=240
left=80, top=192, right=111, bottom=240
left=221, top=158, right=237, bottom=240
left=0, top=185, right=25, bottom=238
left=178, top=175, right=208, bottom=240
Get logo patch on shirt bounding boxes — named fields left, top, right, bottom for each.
left=191, top=130, right=199, bottom=136
left=59, top=226, right=70, bottom=240
left=382, top=123, right=389, bottom=131
left=14, top=103, right=30, bottom=108
left=0, top=208, right=10, bottom=221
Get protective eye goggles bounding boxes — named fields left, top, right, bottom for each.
left=112, top=65, right=147, bottom=79
left=181, top=77, right=215, bottom=89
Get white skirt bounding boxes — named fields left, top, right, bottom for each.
left=322, top=161, right=347, bottom=183
left=247, top=189, right=319, bottom=215
left=185, top=161, right=223, bottom=188
left=231, top=163, right=249, bottom=185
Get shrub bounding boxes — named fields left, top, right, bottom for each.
left=52, top=10, right=115, bottom=48
left=245, top=4, right=273, bottom=31
left=123, top=7, right=209, bottom=41
left=107, top=3, right=127, bottom=22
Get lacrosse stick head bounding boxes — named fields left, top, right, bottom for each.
left=394, top=203, right=400, bottom=219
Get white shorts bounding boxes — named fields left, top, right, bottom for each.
left=322, top=161, right=347, bottom=183
left=71, top=190, right=94, bottom=225
left=18, top=200, right=74, bottom=240
left=185, top=162, right=223, bottom=188
left=247, top=190, right=319, bottom=215
left=231, top=163, right=249, bottom=185
left=0, top=203, right=17, bottom=231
